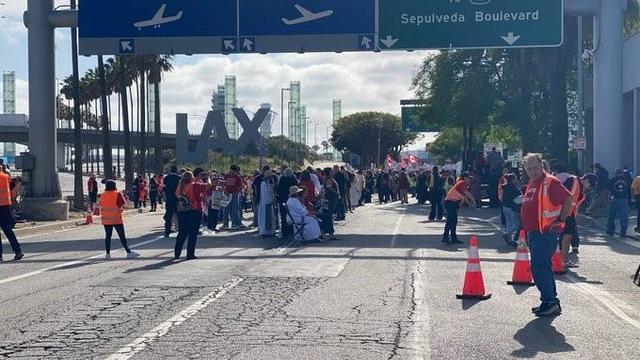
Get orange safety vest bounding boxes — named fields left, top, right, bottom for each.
left=0, top=173, right=12, bottom=207
left=568, top=175, right=582, bottom=216
left=445, top=180, right=466, bottom=202
left=497, top=175, right=508, bottom=202
left=100, top=191, right=123, bottom=225
left=537, top=174, right=563, bottom=233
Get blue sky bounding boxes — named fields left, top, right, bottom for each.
left=1, top=1, right=432, bottom=142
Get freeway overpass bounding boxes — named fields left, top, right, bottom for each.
left=0, top=125, right=199, bottom=152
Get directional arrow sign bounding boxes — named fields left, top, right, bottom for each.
left=243, top=38, right=254, bottom=50
left=501, top=32, right=521, bottom=46
left=378, top=0, right=562, bottom=50
left=119, top=39, right=135, bottom=54
left=239, top=0, right=376, bottom=53
left=380, top=35, right=399, bottom=49
left=361, top=36, right=372, bottom=49
left=79, top=0, right=237, bottom=55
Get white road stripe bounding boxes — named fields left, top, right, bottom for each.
left=105, top=278, right=244, bottom=360
left=566, top=275, right=640, bottom=330
left=390, top=215, right=405, bottom=248
left=0, top=235, right=170, bottom=286
left=470, top=214, right=640, bottom=331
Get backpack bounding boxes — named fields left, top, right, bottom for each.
left=176, top=184, right=193, bottom=212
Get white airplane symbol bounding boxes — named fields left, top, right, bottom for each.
left=134, top=4, right=183, bottom=30
left=282, top=4, right=333, bottom=25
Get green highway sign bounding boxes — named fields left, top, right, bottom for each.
left=401, top=106, right=441, bottom=133
left=378, top=0, right=563, bottom=50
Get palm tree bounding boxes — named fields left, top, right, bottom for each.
left=111, top=56, right=135, bottom=193
left=147, top=55, right=173, bottom=174
left=97, top=55, right=114, bottom=179
left=131, top=55, right=152, bottom=176
left=321, top=140, right=330, bottom=154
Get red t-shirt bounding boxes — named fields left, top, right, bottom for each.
left=520, top=174, right=571, bottom=231
left=224, top=174, right=243, bottom=194
left=176, top=182, right=211, bottom=212
left=445, top=180, right=469, bottom=201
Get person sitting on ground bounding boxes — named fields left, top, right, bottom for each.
left=286, top=186, right=321, bottom=243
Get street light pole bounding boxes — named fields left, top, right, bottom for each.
left=314, top=123, right=319, bottom=147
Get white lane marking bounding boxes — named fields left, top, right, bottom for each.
left=469, top=214, right=640, bottom=331
left=390, top=215, right=405, bottom=248
left=106, top=278, right=243, bottom=360
left=0, top=234, right=170, bottom=286
left=565, top=275, right=640, bottom=330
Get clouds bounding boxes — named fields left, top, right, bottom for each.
left=160, top=51, right=433, bottom=141
left=2, top=1, right=435, bottom=145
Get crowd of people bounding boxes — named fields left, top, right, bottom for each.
left=2, top=148, right=640, bottom=318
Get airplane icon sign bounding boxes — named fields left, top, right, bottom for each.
left=134, top=4, right=184, bottom=30
left=282, top=4, right=333, bottom=25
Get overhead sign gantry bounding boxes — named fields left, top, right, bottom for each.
left=79, top=0, right=563, bottom=55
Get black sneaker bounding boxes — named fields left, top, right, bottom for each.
left=441, top=237, right=449, bottom=243
left=534, top=302, right=562, bottom=317
left=14, top=253, right=24, bottom=261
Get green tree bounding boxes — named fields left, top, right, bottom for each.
left=411, top=50, right=500, bottom=164
left=427, top=127, right=464, bottom=163
left=331, top=112, right=416, bottom=166
left=625, top=0, right=640, bottom=37
left=264, top=136, right=318, bottom=168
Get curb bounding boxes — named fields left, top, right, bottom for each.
left=579, top=214, right=640, bottom=241
left=14, top=209, right=145, bottom=238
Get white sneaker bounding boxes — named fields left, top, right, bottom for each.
left=126, top=251, right=140, bottom=259
left=104, top=253, right=111, bottom=260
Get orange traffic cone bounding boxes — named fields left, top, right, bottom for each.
left=84, top=210, right=93, bottom=225
left=456, top=236, right=492, bottom=300
left=551, top=244, right=566, bottom=274
left=507, top=231, right=535, bottom=286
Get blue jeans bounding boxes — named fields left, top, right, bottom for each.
left=528, top=231, right=559, bottom=304
left=223, top=193, right=242, bottom=227
left=503, top=207, right=520, bottom=239
left=606, top=198, right=629, bottom=236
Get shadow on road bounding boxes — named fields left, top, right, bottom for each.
left=512, top=317, right=575, bottom=358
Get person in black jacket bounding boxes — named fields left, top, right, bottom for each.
left=501, top=174, right=522, bottom=246
left=163, top=165, right=181, bottom=237
left=276, top=168, right=299, bottom=239
left=428, top=167, right=444, bottom=221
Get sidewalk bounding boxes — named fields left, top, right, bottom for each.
left=580, top=213, right=640, bottom=240
left=12, top=208, right=148, bottom=238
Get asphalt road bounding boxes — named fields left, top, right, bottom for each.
left=0, top=200, right=639, bottom=359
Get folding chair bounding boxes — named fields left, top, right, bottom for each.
left=283, top=204, right=306, bottom=246
left=634, top=264, right=640, bottom=287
